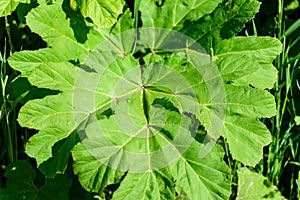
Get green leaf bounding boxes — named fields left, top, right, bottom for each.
left=0, top=160, right=71, bottom=200
left=222, top=116, right=272, bottom=166
left=72, top=104, right=230, bottom=198
left=72, top=133, right=125, bottom=193
left=25, top=129, right=61, bottom=166
left=295, top=116, right=300, bottom=125
left=18, top=93, right=88, bottom=130
left=0, top=0, right=30, bottom=17
left=215, top=36, right=282, bottom=64
left=20, top=93, right=88, bottom=165
left=26, top=4, right=88, bottom=60
left=85, top=9, right=134, bottom=50
left=39, top=132, right=81, bottom=177
left=13, top=0, right=281, bottom=197
left=215, top=36, right=282, bottom=89
left=112, top=170, right=175, bottom=200
left=71, top=94, right=192, bottom=192
left=142, top=61, right=203, bottom=115
left=216, top=54, right=261, bottom=83
left=237, top=168, right=286, bottom=199
left=74, top=0, right=125, bottom=28
left=28, top=62, right=77, bottom=92
left=224, top=85, right=276, bottom=118
left=233, top=63, right=278, bottom=89
left=171, top=142, right=231, bottom=199
left=140, top=0, right=221, bottom=29
left=181, top=0, right=261, bottom=49
left=8, top=48, right=74, bottom=77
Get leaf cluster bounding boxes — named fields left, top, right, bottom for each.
left=0, top=0, right=283, bottom=199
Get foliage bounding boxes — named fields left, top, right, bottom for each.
left=0, top=0, right=30, bottom=17
left=0, top=160, right=71, bottom=199
left=237, top=167, right=285, bottom=199
left=1, top=0, right=299, bottom=199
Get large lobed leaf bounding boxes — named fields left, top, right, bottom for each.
left=8, top=0, right=282, bottom=199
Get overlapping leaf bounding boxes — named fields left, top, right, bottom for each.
left=9, top=0, right=283, bottom=199
left=215, top=36, right=282, bottom=89
left=181, top=0, right=261, bottom=50
left=0, top=160, right=71, bottom=200
left=112, top=170, right=174, bottom=200
left=141, top=49, right=277, bottom=165
left=0, top=0, right=30, bottom=17
left=140, top=0, right=221, bottom=29
left=171, top=143, right=231, bottom=200
left=70, top=0, right=125, bottom=28
left=8, top=4, right=134, bottom=77
left=26, top=4, right=88, bottom=60
left=237, top=168, right=286, bottom=199
left=7, top=4, right=88, bottom=77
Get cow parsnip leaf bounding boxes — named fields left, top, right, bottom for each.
left=0, top=0, right=30, bottom=17
left=8, top=48, right=72, bottom=77
left=26, top=4, right=88, bottom=60
left=38, top=132, right=81, bottom=178
left=171, top=142, right=231, bottom=199
left=237, top=168, right=286, bottom=199
left=216, top=54, right=261, bottom=83
left=73, top=0, right=125, bottom=28
left=215, top=36, right=282, bottom=89
left=8, top=4, right=89, bottom=77
left=12, top=0, right=282, bottom=198
left=215, top=36, right=282, bottom=64
left=112, top=170, right=174, bottom=200
left=222, top=116, right=272, bottom=166
left=72, top=104, right=231, bottom=199
left=71, top=56, right=199, bottom=192
left=0, top=160, right=71, bottom=200
left=181, top=0, right=261, bottom=50
left=142, top=51, right=276, bottom=164
left=19, top=92, right=89, bottom=165
left=143, top=53, right=276, bottom=118
left=140, top=0, right=221, bottom=29
left=8, top=8, right=134, bottom=78
left=86, top=9, right=134, bottom=50
left=233, top=63, right=278, bottom=89
left=72, top=94, right=195, bottom=170
left=224, top=85, right=276, bottom=118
